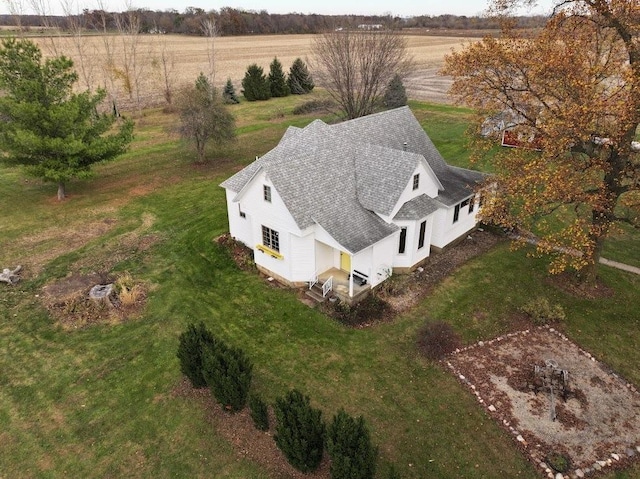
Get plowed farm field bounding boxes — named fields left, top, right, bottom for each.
left=31, top=33, right=475, bottom=108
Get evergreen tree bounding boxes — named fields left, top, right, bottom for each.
left=178, top=73, right=236, bottom=163
left=274, top=389, right=325, bottom=473
left=202, top=341, right=253, bottom=412
left=249, top=393, right=270, bottom=431
left=326, top=409, right=378, bottom=479
left=268, top=57, right=290, bottom=97
left=383, top=74, right=408, bottom=109
left=0, top=38, right=133, bottom=200
left=222, top=77, right=240, bottom=104
left=176, top=322, right=217, bottom=389
left=287, top=58, right=315, bottom=94
left=241, top=64, right=271, bottom=101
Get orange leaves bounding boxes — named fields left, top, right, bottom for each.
left=444, top=1, right=640, bottom=274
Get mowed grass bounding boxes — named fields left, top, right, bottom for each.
left=1, top=94, right=639, bottom=478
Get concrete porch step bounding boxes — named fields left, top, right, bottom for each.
left=305, top=284, right=327, bottom=303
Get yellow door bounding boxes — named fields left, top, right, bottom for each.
left=340, top=251, right=351, bottom=272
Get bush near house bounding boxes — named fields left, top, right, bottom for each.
left=176, top=322, right=218, bottom=388
left=249, top=393, right=270, bottom=431
left=326, top=409, right=378, bottom=479
left=274, top=389, right=326, bottom=473
left=202, top=341, right=253, bottom=412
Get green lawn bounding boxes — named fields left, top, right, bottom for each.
left=1, top=94, right=639, bottom=478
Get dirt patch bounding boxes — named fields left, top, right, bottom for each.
left=446, top=327, right=640, bottom=477
left=173, top=379, right=331, bottom=479
left=379, top=229, right=502, bottom=315
left=41, top=272, right=147, bottom=330
left=545, top=272, right=615, bottom=300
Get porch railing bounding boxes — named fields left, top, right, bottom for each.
left=322, top=276, right=333, bottom=297
left=308, top=272, right=318, bottom=290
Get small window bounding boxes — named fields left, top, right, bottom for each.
left=412, top=173, right=420, bottom=191
left=239, top=204, right=246, bottom=218
left=469, top=197, right=475, bottom=213
left=418, top=220, right=426, bottom=249
left=398, top=227, right=407, bottom=254
left=261, top=225, right=280, bottom=252
left=263, top=185, right=271, bottom=202
left=453, top=204, right=460, bottom=223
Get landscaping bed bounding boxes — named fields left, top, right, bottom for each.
left=446, top=327, right=640, bottom=478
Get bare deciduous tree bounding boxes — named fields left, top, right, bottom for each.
left=3, top=0, right=26, bottom=34
left=113, top=1, right=144, bottom=109
left=153, top=39, right=176, bottom=105
left=201, top=15, right=217, bottom=87
left=61, top=0, right=95, bottom=90
left=313, top=29, right=412, bottom=119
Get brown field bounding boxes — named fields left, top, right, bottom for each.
left=29, top=33, right=476, bottom=109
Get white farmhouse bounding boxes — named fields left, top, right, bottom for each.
left=220, top=106, right=484, bottom=301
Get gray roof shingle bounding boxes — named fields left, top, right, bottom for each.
left=394, top=194, right=442, bottom=220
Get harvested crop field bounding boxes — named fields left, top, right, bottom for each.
left=30, top=33, right=475, bottom=107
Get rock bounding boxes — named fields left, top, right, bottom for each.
left=593, top=463, right=602, bottom=471
left=516, top=435, right=525, bottom=442
left=597, top=460, right=607, bottom=467
left=611, top=453, right=620, bottom=461
left=555, top=473, right=563, bottom=479
left=488, top=405, right=496, bottom=412
left=627, top=448, right=636, bottom=457
left=89, top=284, right=114, bottom=300
left=575, top=469, right=584, bottom=478
left=0, top=265, right=22, bottom=285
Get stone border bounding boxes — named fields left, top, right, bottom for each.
left=444, top=326, right=640, bottom=479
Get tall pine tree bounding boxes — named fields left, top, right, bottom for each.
left=241, top=64, right=271, bottom=101
left=268, top=57, right=290, bottom=97
left=287, top=58, right=314, bottom=95
left=0, top=38, right=133, bottom=200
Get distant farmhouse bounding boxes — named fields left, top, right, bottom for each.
left=221, top=107, right=484, bottom=301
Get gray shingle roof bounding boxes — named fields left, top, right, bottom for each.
left=394, top=194, right=442, bottom=220
left=220, top=107, right=484, bottom=253
left=435, top=166, right=486, bottom=207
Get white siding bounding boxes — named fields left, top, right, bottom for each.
left=431, top=196, right=480, bottom=249
left=352, top=248, right=373, bottom=279
left=370, top=235, right=397, bottom=286
left=225, top=189, right=253, bottom=247
left=387, top=162, right=440, bottom=219
left=227, top=170, right=303, bottom=283
left=315, top=241, right=334, bottom=274
left=290, top=233, right=315, bottom=282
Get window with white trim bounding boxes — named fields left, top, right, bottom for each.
left=398, top=227, right=407, bottom=254
left=412, top=173, right=420, bottom=190
left=261, top=225, right=279, bottom=252
left=238, top=204, right=246, bottom=218
left=453, top=204, right=460, bottom=223
left=418, top=220, right=426, bottom=249
left=263, top=185, right=272, bottom=202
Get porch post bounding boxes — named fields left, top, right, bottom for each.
left=349, top=257, right=354, bottom=298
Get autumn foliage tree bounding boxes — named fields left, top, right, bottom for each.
left=443, top=0, right=640, bottom=280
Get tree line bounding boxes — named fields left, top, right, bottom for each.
left=0, top=9, right=548, bottom=36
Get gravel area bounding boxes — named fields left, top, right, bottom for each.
left=446, top=327, right=640, bottom=478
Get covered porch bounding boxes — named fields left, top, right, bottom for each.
left=317, top=267, right=370, bottom=303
